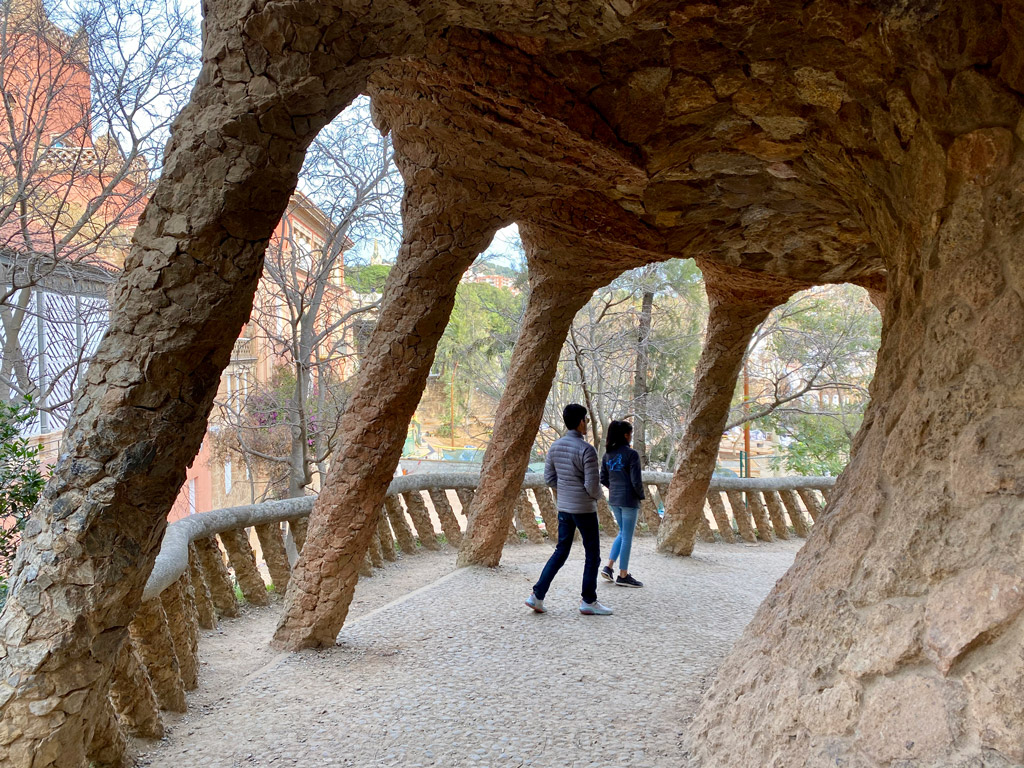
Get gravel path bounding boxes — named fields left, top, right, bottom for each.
left=136, top=538, right=802, bottom=768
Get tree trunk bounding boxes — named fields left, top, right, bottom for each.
left=632, top=284, right=654, bottom=466
left=657, top=263, right=803, bottom=555
left=458, top=266, right=595, bottom=567
left=273, top=179, right=504, bottom=650
left=0, top=5, right=372, bottom=760
left=691, top=77, right=1024, bottom=768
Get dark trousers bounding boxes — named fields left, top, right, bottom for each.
left=532, top=512, right=601, bottom=604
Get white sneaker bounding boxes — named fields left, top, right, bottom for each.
left=525, top=593, right=546, bottom=613
left=579, top=600, right=613, bottom=616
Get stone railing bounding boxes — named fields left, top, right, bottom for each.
left=104, top=472, right=834, bottom=754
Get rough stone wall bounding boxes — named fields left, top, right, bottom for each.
left=690, top=8, right=1024, bottom=765
left=0, top=0, right=387, bottom=759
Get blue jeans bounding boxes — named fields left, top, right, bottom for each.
left=609, top=506, right=639, bottom=572
left=533, top=512, right=601, bottom=604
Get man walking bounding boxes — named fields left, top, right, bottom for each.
left=525, top=404, right=613, bottom=616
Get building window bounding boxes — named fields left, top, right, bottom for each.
left=188, top=479, right=196, bottom=515
left=224, top=459, right=233, bottom=494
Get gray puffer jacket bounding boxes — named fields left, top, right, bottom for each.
left=544, top=430, right=601, bottom=514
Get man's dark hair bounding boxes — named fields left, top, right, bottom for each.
left=563, top=403, right=587, bottom=431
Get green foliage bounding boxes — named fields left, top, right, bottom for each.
left=346, top=264, right=392, bottom=294
left=0, top=397, right=46, bottom=600
left=772, top=413, right=860, bottom=476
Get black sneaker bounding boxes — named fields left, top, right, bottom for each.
left=616, top=574, right=643, bottom=588
left=600, top=566, right=615, bottom=583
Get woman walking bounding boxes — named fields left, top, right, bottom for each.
left=600, top=420, right=645, bottom=588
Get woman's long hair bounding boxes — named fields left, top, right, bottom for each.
left=606, top=420, right=633, bottom=452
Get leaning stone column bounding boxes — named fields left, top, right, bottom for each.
left=160, top=577, right=200, bottom=691
left=691, top=80, right=1024, bottom=767
left=457, top=245, right=604, bottom=567
left=402, top=491, right=440, bottom=550
left=376, top=508, right=397, bottom=561
left=763, top=492, right=789, bottom=540
left=778, top=489, right=811, bottom=538
left=657, top=263, right=804, bottom=555
left=706, top=492, right=735, bottom=542
left=532, top=487, right=559, bottom=541
left=273, top=182, right=505, bottom=649
left=0, top=3, right=378, bottom=755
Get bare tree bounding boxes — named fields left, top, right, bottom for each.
left=723, top=285, right=881, bottom=431
left=0, top=0, right=199, bottom=431
left=213, top=100, right=403, bottom=500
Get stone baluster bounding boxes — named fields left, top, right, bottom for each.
left=506, top=519, right=522, bottom=545
left=779, top=489, right=811, bottom=538
left=86, top=698, right=127, bottom=768
left=653, top=485, right=669, bottom=517
left=696, top=506, right=717, bottom=543
left=640, top=487, right=660, bottom=534
left=359, top=550, right=374, bottom=577
left=108, top=639, right=164, bottom=739
left=188, top=543, right=218, bottom=629
left=159, top=576, right=200, bottom=691
left=706, top=492, right=736, bottom=542
left=797, top=488, right=825, bottom=523
left=219, top=528, right=269, bottom=606
left=193, top=536, right=239, bottom=618
left=597, top=492, right=618, bottom=533
left=532, top=487, right=559, bottom=541
left=725, top=490, right=757, bottom=543
left=514, top=490, right=544, bottom=543
left=128, top=599, right=186, bottom=712
left=255, top=522, right=291, bottom=594
left=384, top=495, right=417, bottom=555
left=763, top=492, right=790, bottom=540
left=428, top=487, right=463, bottom=546
left=402, top=491, right=440, bottom=550
left=368, top=527, right=384, bottom=568
left=746, top=491, right=775, bottom=542
left=454, top=487, right=475, bottom=521
left=377, top=507, right=397, bottom=561
left=287, top=516, right=308, bottom=553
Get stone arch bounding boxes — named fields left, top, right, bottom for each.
left=1, top=2, right=1021, bottom=766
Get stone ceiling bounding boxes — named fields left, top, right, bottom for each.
left=359, top=0, right=960, bottom=289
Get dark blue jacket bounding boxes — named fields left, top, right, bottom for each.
left=600, top=446, right=645, bottom=508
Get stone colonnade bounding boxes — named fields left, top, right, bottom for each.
left=1, top=2, right=1022, bottom=767
left=690, top=53, right=1024, bottom=768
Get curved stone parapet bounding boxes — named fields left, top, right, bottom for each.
left=143, top=472, right=836, bottom=602
left=126, top=469, right=833, bottom=737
